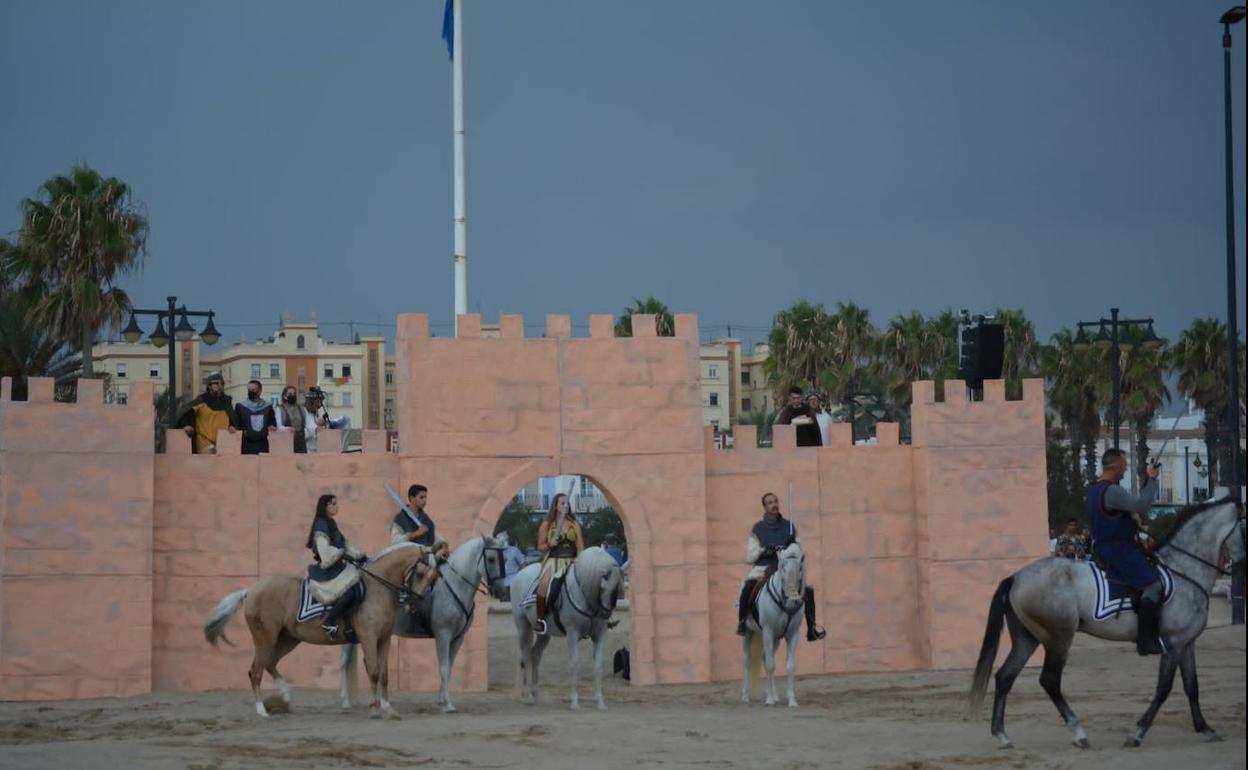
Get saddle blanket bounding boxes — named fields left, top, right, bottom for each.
left=297, top=580, right=365, bottom=623
left=1089, top=562, right=1174, bottom=621
left=519, top=578, right=542, bottom=609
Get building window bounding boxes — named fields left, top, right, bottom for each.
left=384, top=399, right=395, bottom=429
left=269, top=363, right=280, bottom=379
left=709, top=392, right=719, bottom=407
left=296, top=335, right=305, bottom=350
left=322, top=364, right=332, bottom=379
left=741, top=371, right=750, bottom=385
left=384, top=370, right=394, bottom=385
left=251, top=363, right=261, bottom=379
left=297, top=371, right=306, bottom=391
left=708, top=365, right=719, bottom=379
left=116, top=393, right=128, bottom=405
left=149, top=364, right=160, bottom=378
left=341, top=364, right=351, bottom=378
left=341, top=392, right=353, bottom=407
left=742, top=398, right=752, bottom=412
left=116, top=363, right=127, bottom=379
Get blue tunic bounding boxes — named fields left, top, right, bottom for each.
left=1087, top=480, right=1158, bottom=589
left=308, top=518, right=347, bottom=582
left=751, top=516, right=797, bottom=567
left=392, top=508, right=436, bottom=547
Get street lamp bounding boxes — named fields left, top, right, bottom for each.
left=120, top=296, right=221, bottom=426
left=1072, top=307, right=1160, bottom=450
left=1220, top=6, right=1245, bottom=505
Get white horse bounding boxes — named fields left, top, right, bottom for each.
left=340, top=535, right=506, bottom=713
left=510, top=546, right=623, bottom=710
left=741, top=542, right=806, bottom=707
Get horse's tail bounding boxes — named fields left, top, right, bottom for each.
left=968, top=576, right=1014, bottom=718
left=204, top=588, right=248, bottom=647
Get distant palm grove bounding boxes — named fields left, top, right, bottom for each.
left=2, top=164, right=1244, bottom=530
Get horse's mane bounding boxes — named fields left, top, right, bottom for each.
left=369, top=541, right=425, bottom=563
left=1158, top=498, right=1237, bottom=548
left=575, top=546, right=619, bottom=584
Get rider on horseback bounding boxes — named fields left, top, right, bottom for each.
left=736, top=492, right=826, bottom=642
left=1087, top=448, right=1165, bottom=655
left=306, top=494, right=368, bottom=639
left=534, top=492, right=584, bottom=635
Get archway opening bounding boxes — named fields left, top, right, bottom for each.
left=485, top=474, right=633, bottom=693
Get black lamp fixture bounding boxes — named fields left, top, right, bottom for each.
left=1073, top=308, right=1160, bottom=450
left=199, top=313, right=221, bottom=346
left=148, top=317, right=169, bottom=348
left=173, top=312, right=196, bottom=342
left=122, top=296, right=221, bottom=426
left=121, top=313, right=144, bottom=344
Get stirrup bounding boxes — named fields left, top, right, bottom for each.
left=534, top=618, right=549, bottom=635
left=321, top=621, right=340, bottom=639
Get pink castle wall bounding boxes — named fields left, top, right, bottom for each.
left=0, top=313, right=1049, bottom=701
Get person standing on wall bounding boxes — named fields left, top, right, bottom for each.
left=775, top=386, right=822, bottom=447
left=235, top=380, right=277, bottom=454
left=175, top=371, right=238, bottom=454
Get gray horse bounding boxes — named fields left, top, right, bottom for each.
left=510, top=546, right=623, bottom=710
left=340, top=535, right=506, bottom=713
left=741, top=542, right=806, bottom=707
left=969, top=499, right=1245, bottom=749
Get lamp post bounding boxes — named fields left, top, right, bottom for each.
left=1220, top=6, right=1245, bottom=504
left=1073, top=308, right=1162, bottom=451
left=120, top=296, right=221, bottom=426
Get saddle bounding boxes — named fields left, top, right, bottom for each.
left=746, top=565, right=778, bottom=623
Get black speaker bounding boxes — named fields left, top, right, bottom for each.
left=959, top=323, right=1005, bottom=387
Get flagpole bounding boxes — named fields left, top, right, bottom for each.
left=451, top=0, right=468, bottom=331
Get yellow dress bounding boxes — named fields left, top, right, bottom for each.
left=540, top=517, right=580, bottom=580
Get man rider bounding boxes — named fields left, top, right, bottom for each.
left=736, top=492, right=827, bottom=641
left=1088, top=448, right=1165, bottom=655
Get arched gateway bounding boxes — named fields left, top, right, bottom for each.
left=0, top=313, right=1048, bottom=700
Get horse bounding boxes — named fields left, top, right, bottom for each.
left=969, top=499, right=1245, bottom=750
left=740, top=542, right=806, bottom=707
left=339, top=535, right=506, bottom=713
left=203, top=542, right=436, bottom=719
left=510, top=546, right=623, bottom=710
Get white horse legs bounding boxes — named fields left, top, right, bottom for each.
left=761, top=627, right=779, bottom=706
left=591, top=627, right=608, bottom=710
left=339, top=646, right=355, bottom=710
left=567, top=632, right=581, bottom=710
left=784, top=624, right=800, bottom=708
left=438, top=633, right=465, bottom=713
left=740, top=632, right=753, bottom=704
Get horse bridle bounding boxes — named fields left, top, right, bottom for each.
left=763, top=558, right=804, bottom=621
left=561, top=563, right=615, bottom=622
left=431, top=537, right=507, bottom=621
left=1156, top=514, right=1246, bottom=593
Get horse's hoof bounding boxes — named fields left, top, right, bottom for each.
left=443, top=704, right=457, bottom=714
left=1073, top=737, right=1090, bottom=750
left=787, top=701, right=798, bottom=708
left=385, top=710, right=402, bottom=721
left=997, top=742, right=1013, bottom=751
left=369, top=709, right=381, bottom=720
left=596, top=702, right=608, bottom=712
left=1201, top=730, right=1222, bottom=743
left=569, top=702, right=580, bottom=711
left=1123, top=737, right=1140, bottom=748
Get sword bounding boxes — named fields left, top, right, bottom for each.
left=1145, top=412, right=1185, bottom=470
left=384, top=484, right=419, bottom=520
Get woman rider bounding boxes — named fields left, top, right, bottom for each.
left=534, top=492, right=585, bottom=635
left=306, top=494, right=367, bottom=639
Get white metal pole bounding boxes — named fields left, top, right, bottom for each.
left=452, top=0, right=468, bottom=330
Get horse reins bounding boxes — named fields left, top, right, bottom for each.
left=1156, top=515, right=1246, bottom=594
left=561, top=564, right=614, bottom=622
left=763, top=567, right=804, bottom=622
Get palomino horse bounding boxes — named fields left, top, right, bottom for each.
left=970, top=499, right=1245, bottom=749
left=741, top=542, right=806, bottom=707
left=204, top=542, right=436, bottom=719
left=510, top=546, right=623, bottom=710
left=340, top=535, right=506, bottom=713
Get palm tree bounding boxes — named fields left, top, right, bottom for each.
left=925, top=308, right=960, bottom=401
left=995, top=308, right=1040, bottom=400
left=1169, top=318, right=1242, bottom=488
left=764, top=300, right=836, bottom=397
left=14, top=164, right=148, bottom=378
left=614, top=297, right=675, bottom=337
left=1040, top=329, right=1106, bottom=485
left=877, top=311, right=936, bottom=434
left=818, top=301, right=878, bottom=405
left=1116, top=328, right=1170, bottom=485
left=0, top=245, right=80, bottom=400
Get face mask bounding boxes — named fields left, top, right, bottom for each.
left=248, top=390, right=260, bottom=399
left=284, top=395, right=296, bottom=404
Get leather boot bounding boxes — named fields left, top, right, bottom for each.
left=535, top=579, right=549, bottom=635
left=321, top=588, right=357, bottom=639
left=804, top=586, right=826, bottom=641
left=1135, top=596, right=1165, bottom=656
left=736, top=579, right=756, bottom=635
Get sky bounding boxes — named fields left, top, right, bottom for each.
left=1, top=0, right=1244, bottom=351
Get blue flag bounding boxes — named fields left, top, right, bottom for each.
left=441, top=0, right=453, bottom=59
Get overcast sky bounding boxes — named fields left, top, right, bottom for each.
left=1, top=0, right=1244, bottom=350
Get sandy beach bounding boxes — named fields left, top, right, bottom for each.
left=1, top=603, right=1243, bottom=770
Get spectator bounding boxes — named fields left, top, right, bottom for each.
left=235, top=380, right=277, bottom=454
left=1053, top=517, right=1089, bottom=560
left=775, top=386, right=821, bottom=447
left=275, top=384, right=320, bottom=453
left=175, top=371, right=238, bottom=454
left=304, top=387, right=350, bottom=453
left=497, top=531, right=526, bottom=589
left=604, top=532, right=626, bottom=567
left=807, top=392, right=832, bottom=447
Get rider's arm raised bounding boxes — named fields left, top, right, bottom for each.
left=1105, top=478, right=1160, bottom=522
left=537, top=519, right=550, bottom=552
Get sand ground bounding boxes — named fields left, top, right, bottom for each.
left=0, top=602, right=1243, bottom=770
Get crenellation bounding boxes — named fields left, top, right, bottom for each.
left=27, top=376, right=54, bottom=403
left=875, top=422, right=901, bottom=445
left=674, top=313, right=698, bottom=340
left=589, top=314, right=614, bottom=338
left=499, top=314, right=525, bottom=338
left=982, top=379, right=1006, bottom=402
left=630, top=313, right=657, bottom=338
left=545, top=314, right=571, bottom=338
left=76, top=378, right=105, bottom=404
left=397, top=312, right=430, bottom=339
left=456, top=313, right=481, bottom=338
left=0, top=376, right=10, bottom=401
